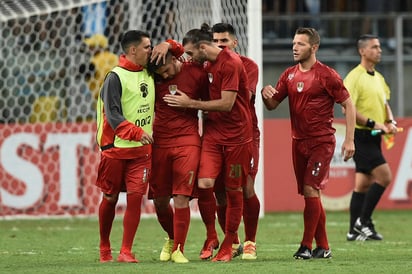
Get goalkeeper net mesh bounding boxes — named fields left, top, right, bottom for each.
left=0, top=0, right=250, bottom=217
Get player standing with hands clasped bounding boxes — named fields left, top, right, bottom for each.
left=261, top=27, right=356, bottom=259
left=164, top=23, right=253, bottom=262
left=344, top=34, right=399, bottom=241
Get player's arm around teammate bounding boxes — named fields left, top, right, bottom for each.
left=164, top=23, right=253, bottom=262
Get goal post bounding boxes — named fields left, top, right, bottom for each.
left=247, top=0, right=264, bottom=217
left=0, top=0, right=263, bottom=218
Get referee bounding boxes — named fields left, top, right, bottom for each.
left=343, top=34, right=398, bottom=241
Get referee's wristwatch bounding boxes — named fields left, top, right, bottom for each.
left=365, top=118, right=375, bottom=129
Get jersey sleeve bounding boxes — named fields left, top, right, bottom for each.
left=344, top=71, right=359, bottom=104
left=273, top=69, right=290, bottom=103
left=247, top=63, right=259, bottom=94
left=380, top=74, right=391, bottom=101
left=324, top=68, right=350, bottom=103
left=241, top=57, right=259, bottom=94
left=220, top=60, right=242, bottom=92
left=114, top=120, right=144, bottom=142
left=101, top=72, right=125, bottom=130
left=166, top=39, right=184, bottom=58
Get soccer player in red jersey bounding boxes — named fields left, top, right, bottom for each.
left=211, top=23, right=260, bottom=260
left=261, top=27, right=356, bottom=259
left=147, top=50, right=209, bottom=263
left=163, top=23, right=253, bottom=262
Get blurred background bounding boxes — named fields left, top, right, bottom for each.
left=261, top=0, right=412, bottom=119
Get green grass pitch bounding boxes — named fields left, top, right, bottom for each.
left=1, top=210, right=411, bottom=273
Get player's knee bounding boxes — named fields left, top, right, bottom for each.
left=355, top=182, right=370, bottom=192
left=302, top=184, right=320, bottom=197
left=375, top=170, right=392, bottom=188
left=243, top=182, right=256, bottom=199
left=225, top=186, right=243, bottom=192
left=379, top=177, right=392, bottom=188
left=243, top=186, right=256, bottom=199
left=173, top=194, right=190, bottom=208
left=198, top=178, right=214, bottom=189
left=154, top=196, right=170, bottom=210
left=215, top=191, right=226, bottom=206
left=103, top=193, right=118, bottom=203
left=243, top=175, right=256, bottom=198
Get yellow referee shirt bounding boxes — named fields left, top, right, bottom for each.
left=344, top=64, right=390, bottom=129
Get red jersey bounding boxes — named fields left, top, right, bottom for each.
left=153, top=61, right=209, bottom=147
left=240, top=55, right=259, bottom=139
left=240, top=55, right=259, bottom=96
left=203, top=48, right=253, bottom=145
left=274, top=61, right=350, bottom=139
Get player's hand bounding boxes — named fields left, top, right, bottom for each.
left=385, top=121, right=398, bottom=134
left=261, top=85, right=280, bottom=110
left=341, top=140, right=355, bottom=162
left=163, top=90, right=191, bottom=108
left=151, top=42, right=169, bottom=65
left=140, top=132, right=154, bottom=145
left=261, top=85, right=278, bottom=99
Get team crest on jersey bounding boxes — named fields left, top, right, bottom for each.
left=140, top=82, right=148, bottom=98
left=297, top=82, right=304, bottom=92
left=288, top=73, right=294, bottom=80
left=208, top=73, right=213, bottom=83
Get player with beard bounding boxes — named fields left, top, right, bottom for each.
left=147, top=50, right=209, bottom=263
left=261, top=27, right=356, bottom=259
left=163, top=23, right=253, bottom=262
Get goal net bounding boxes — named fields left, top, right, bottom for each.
left=0, top=0, right=262, bottom=218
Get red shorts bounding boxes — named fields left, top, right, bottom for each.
left=149, top=145, right=200, bottom=198
left=95, top=154, right=151, bottom=195
left=199, top=141, right=252, bottom=189
left=214, top=140, right=257, bottom=193
left=292, top=135, right=335, bottom=195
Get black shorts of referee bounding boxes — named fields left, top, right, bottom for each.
left=353, top=128, right=386, bottom=174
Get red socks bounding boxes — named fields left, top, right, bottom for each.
left=216, top=204, right=226, bottom=233
left=120, top=192, right=143, bottom=253
left=243, top=194, right=260, bottom=242
left=221, top=190, right=243, bottom=249
left=314, top=200, right=329, bottom=250
left=198, top=188, right=217, bottom=239
left=217, top=194, right=260, bottom=244
left=156, top=204, right=174, bottom=239
left=173, top=207, right=190, bottom=252
left=301, top=197, right=321, bottom=249
left=98, top=197, right=116, bottom=249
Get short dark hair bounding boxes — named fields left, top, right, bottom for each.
left=182, top=23, right=213, bottom=46
left=147, top=51, right=172, bottom=74
left=120, top=30, right=150, bottom=53
left=212, top=23, right=236, bottom=37
left=357, top=34, right=379, bottom=49
left=295, top=27, right=320, bottom=46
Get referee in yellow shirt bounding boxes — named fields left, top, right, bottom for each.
left=343, top=34, right=398, bottom=241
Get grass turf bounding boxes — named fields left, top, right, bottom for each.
left=1, top=210, right=411, bottom=274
